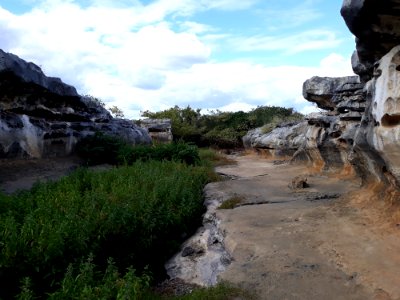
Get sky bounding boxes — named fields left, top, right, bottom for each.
left=0, top=0, right=355, bottom=119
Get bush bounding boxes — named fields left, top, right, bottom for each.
left=140, top=105, right=304, bottom=149
left=76, top=132, right=127, bottom=165
left=0, top=160, right=210, bottom=298
left=77, top=133, right=200, bottom=166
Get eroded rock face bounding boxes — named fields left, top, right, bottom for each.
left=243, top=121, right=308, bottom=158
left=0, top=49, right=151, bottom=158
left=363, top=45, right=400, bottom=181
left=341, top=0, right=400, bottom=81
left=140, top=118, right=173, bottom=143
left=244, top=76, right=366, bottom=171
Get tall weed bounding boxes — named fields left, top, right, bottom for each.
left=0, top=160, right=210, bottom=298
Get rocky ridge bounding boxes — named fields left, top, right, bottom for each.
left=244, top=0, right=400, bottom=192
left=0, top=49, right=151, bottom=158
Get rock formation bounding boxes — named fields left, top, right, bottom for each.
left=244, top=0, right=400, bottom=189
left=139, top=118, right=173, bottom=143
left=0, top=49, right=151, bottom=158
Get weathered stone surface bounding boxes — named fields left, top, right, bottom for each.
left=243, top=121, right=307, bottom=157
left=140, top=118, right=173, bottom=143
left=341, top=0, right=400, bottom=80
left=0, top=49, right=151, bottom=158
left=0, top=49, right=78, bottom=96
left=302, top=76, right=364, bottom=112
left=245, top=76, right=366, bottom=172
left=362, top=45, right=400, bottom=181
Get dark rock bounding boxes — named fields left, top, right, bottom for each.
left=0, top=49, right=78, bottom=96
left=181, top=247, right=196, bottom=257
left=341, top=0, right=400, bottom=80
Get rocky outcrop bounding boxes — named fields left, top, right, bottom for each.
left=341, top=0, right=400, bottom=81
left=244, top=76, right=366, bottom=171
left=0, top=49, right=151, bottom=158
left=243, top=121, right=308, bottom=158
left=244, top=1, right=400, bottom=190
left=140, top=118, right=173, bottom=143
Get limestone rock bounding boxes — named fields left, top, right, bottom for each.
left=0, top=49, right=151, bottom=158
left=302, top=76, right=364, bottom=112
left=363, top=45, right=400, bottom=181
left=245, top=75, right=365, bottom=171
left=243, top=121, right=308, bottom=157
left=139, top=118, right=173, bottom=143
left=341, top=0, right=400, bottom=80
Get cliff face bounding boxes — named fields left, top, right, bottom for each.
left=0, top=49, right=151, bottom=158
left=244, top=0, right=400, bottom=188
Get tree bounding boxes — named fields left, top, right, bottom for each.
left=109, top=105, right=125, bottom=118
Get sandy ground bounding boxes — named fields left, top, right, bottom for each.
left=213, top=155, right=400, bottom=300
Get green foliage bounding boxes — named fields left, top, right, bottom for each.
left=142, top=106, right=202, bottom=143
left=0, top=159, right=210, bottom=298
left=77, top=132, right=200, bottom=166
left=77, top=132, right=127, bottom=165
left=218, top=196, right=245, bottom=209
left=119, top=142, right=200, bottom=166
left=109, top=105, right=125, bottom=118
left=171, top=282, right=255, bottom=300
left=141, top=105, right=304, bottom=148
left=82, top=94, right=106, bottom=108
left=47, top=257, right=151, bottom=300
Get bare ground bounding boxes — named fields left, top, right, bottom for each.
left=212, top=154, right=400, bottom=300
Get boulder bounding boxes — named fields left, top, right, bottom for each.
left=302, top=76, right=364, bottom=113
left=0, top=49, right=151, bottom=158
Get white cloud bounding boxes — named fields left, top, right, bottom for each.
left=229, top=29, right=342, bottom=54
left=0, top=1, right=354, bottom=119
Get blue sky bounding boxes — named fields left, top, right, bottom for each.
left=0, top=0, right=355, bottom=118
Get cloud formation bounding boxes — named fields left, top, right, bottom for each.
left=0, top=0, right=354, bottom=118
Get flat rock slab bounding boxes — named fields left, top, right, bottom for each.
left=213, top=155, right=400, bottom=300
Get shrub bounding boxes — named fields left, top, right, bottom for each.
left=140, top=105, right=304, bottom=149
left=0, top=160, right=210, bottom=298
left=77, top=133, right=200, bottom=166
left=76, top=132, right=127, bottom=165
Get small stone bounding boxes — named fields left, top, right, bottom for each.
left=181, top=246, right=196, bottom=257
left=289, top=175, right=309, bottom=189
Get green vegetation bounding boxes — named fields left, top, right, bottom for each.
left=0, top=133, right=253, bottom=299
left=218, top=195, right=245, bottom=209
left=141, top=105, right=303, bottom=148
left=170, top=281, right=255, bottom=300
left=77, top=132, right=200, bottom=166
left=0, top=139, right=212, bottom=298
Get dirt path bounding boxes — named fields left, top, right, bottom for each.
left=212, top=155, right=400, bottom=300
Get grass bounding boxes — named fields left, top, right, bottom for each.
left=199, top=148, right=236, bottom=167
left=171, top=282, right=256, bottom=300
left=218, top=195, right=245, bottom=209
